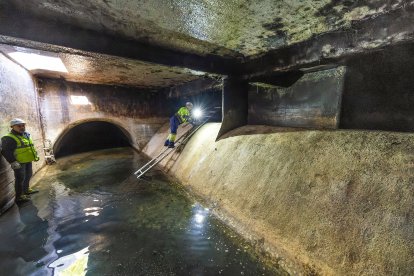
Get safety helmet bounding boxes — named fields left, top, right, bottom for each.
left=186, top=102, right=193, bottom=108
left=10, top=118, right=26, bottom=127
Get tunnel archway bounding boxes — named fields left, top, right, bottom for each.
left=54, top=120, right=132, bottom=158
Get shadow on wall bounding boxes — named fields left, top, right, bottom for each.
left=54, top=121, right=131, bottom=158
left=340, top=42, right=414, bottom=132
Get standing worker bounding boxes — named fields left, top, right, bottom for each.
left=1, top=118, right=40, bottom=203
left=164, top=102, right=194, bottom=148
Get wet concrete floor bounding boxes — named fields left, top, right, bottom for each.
left=0, top=147, right=287, bottom=275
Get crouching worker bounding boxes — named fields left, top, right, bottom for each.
left=1, top=118, right=40, bottom=203
left=164, top=102, right=194, bottom=148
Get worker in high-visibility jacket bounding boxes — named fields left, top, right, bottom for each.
left=1, top=118, right=40, bottom=203
left=164, top=102, right=194, bottom=148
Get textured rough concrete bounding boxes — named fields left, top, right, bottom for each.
left=217, top=77, right=248, bottom=139
left=0, top=44, right=210, bottom=88
left=340, top=43, right=414, bottom=132
left=144, top=123, right=414, bottom=275
left=243, top=4, right=414, bottom=76
left=0, top=53, right=44, bottom=213
left=1, top=1, right=413, bottom=90
left=54, top=121, right=131, bottom=158
left=249, top=67, right=345, bottom=129
left=37, top=79, right=170, bottom=151
left=6, top=0, right=409, bottom=56
left=0, top=4, right=240, bottom=76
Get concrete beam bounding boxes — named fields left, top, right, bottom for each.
left=0, top=2, right=239, bottom=75
left=216, top=77, right=248, bottom=140
left=2, top=2, right=413, bottom=88
left=248, top=70, right=304, bottom=88
left=165, top=78, right=222, bottom=98
left=242, top=4, right=414, bottom=76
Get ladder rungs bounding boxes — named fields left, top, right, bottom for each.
left=134, top=119, right=208, bottom=179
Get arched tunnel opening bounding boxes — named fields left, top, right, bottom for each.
left=1, top=2, right=414, bottom=275
left=54, top=121, right=131, bottom=158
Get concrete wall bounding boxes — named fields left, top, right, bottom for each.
left=248, top=67, right=345, bottom=129
left=37, top=79, right=169, bottom=152
left=144, top=123, right=414, bottom=275
left=0, top=53, right=44, bottom=213
left=340, top=43, right=414, bottom=132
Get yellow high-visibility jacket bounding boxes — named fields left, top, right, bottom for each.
left=175, top=107, right=191, bottom=124
left=4, top=132, right=39, bottom=163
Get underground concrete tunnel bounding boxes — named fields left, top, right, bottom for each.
left=1, top=1, right=414, bottom=275
left=53, top=121, right=132, bottom=158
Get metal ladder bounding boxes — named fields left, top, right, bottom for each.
left=43, top=139, right=56, bottom=164
left=134, top=119, right=208, bottom=179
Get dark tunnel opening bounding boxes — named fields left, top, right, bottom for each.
left=54, top=121, right=131, bottom=158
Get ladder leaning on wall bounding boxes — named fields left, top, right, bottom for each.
left=43, top=139, right=56, bottom=164
left=134, top=119, right=208, bottom=179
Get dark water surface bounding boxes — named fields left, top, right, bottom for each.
left=0, top=148, right=286, bottom=276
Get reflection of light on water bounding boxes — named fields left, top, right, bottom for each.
left=187, top=204, right=211, bottom=255
left=85, top=211, right=99, bottom=217
left=194, top=213, right=205, bottom=224
left=84, top=207, right=101, bottom=211
left=49, top=247, right=89, bottom=275
left=191, top=204, right=210, bottom=229
left=84, top=207, right=102, bottom=217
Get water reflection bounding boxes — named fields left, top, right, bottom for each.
left=48, top=247, right=89, bottom=275
left=0, top=203, right=48, bottom=275
left=192, top=204, right=209, bottom=226
left=0, top=148, right=286, bottom=276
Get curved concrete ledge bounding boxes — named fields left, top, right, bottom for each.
left=143, top=123, right=414, bottom=275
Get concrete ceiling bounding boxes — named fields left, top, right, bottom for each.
left=0, top=45, right=208, bottom=88
left=9, top=0, right=406, bottom=56
left=0, top=0, right=412, bottom=88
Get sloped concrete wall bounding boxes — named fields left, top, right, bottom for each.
left=0, top=54, right=44, bottom=213
left=143, top=123, right=414, bottom=275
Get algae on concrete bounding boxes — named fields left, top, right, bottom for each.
left=144, top=123, right=414, bottom=275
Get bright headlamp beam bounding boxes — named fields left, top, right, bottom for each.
left=193, top=108, right=203, bottom=119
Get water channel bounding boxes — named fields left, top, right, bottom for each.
left=0, top=147, right=287, bottom=275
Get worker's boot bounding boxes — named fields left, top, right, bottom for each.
left=168, top=141, right=175, bottom=148
left=164, top=140, right=170, bottom=147
left=26, top=188, right=39, bottom=195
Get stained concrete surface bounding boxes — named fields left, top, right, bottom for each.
left=340, top=43, right=414, bottom=132
left=6, top=0, right=408, bottom=56
left=54, top=121, right=130, bottom=158
left=37, top=79, right=169, bottom=151
left=144, top=123, right=414, bottom=275
left=249, top=67, right=345, bottom=129
left=0, top=44, right=209, bottom=88
left=0, top=53, right=44, bottom=214
left=0, top=147, right=287, bottom=275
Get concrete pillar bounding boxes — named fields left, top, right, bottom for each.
left=216, top=76, right=248, bottom=140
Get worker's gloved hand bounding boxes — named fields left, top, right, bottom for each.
left=10, top=161, right=21, bottom=170
left=192, top=119, right=201, bottom=126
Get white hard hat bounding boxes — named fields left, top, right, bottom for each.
left=10, top=118, right=26, bottom=126
left=186, top=102, right=193, bottom=108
